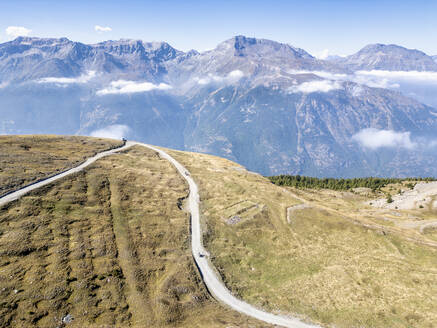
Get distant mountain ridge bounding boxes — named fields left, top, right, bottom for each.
left=334, top=43, right=437, bottom=71
left=2, top=36, right=437, bottom=82
left=0, top=36, right=184, bottom=82
left=1, top=35, right=437, bottom=177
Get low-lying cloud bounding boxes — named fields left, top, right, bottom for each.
left=314, top=49, right=331, bottom=60
left=38, top=71, right=96, bottom=84
left=95, top=25, right=112, bottom=33
left=288, top=69, right=437, bottom=105
left=288, top=70, right=399, bottom=89
left=197, top=70, right=244, bottom=85
left=356, top=70, right=437, bottom=84
left=290, top=70, right=437, bottom=87
left=288, top=80, right=343, bottom=93
left=97, top=80, right=172, bottom=95
left=354, top=70, right=437, bottom=106
left=6, top=26, right=31, bottom=38
left=90, top=124, right=130, bottom=140
left=352, top=128, right=416, bottom=150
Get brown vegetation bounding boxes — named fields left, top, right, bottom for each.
left=167, top=148, right=437, bottom=328
left=0, top=144, right=265, bottom=327
left=0, top=135, right=123, bottom=197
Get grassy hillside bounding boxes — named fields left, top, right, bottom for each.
left=2, top=135, right=437, bottom=328
left=0, top=143, right=265, bottom=327
left=168, top=148, right=437, bottom=328
left=0, top=135, right=123, bottom=197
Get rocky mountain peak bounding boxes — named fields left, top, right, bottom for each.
left=1, top=36, right=437, bottom=178
left=93, top=39, right=183, bottom=61
left=340, top=43, right=437, bottom=71
left=11, top=36, right=73, bottom=47
left=217, top=35, right=313, bottom=60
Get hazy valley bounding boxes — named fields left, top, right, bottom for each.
left=2, top=36, right=437, bottom=177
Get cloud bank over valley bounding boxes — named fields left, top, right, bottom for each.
left=96, top=81, right=172, bottom=95
left=90, top=124, right=130, bottom=139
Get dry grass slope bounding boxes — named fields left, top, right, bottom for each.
left=0, top=135, right=123, bottom=197
left=5, top=135, right=435, bottom=327
left=167, top=148, right=437, bottom=328
left=0, top=144, right=265, bottom=328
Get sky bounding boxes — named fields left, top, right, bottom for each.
left=0, top=0, right=436, bottom=57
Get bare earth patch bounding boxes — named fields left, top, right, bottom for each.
left=370, top=181, right=437, bottom=210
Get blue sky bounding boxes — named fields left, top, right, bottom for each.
left=1, top=0, right=436, bottom=57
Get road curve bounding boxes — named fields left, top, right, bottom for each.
left=141, top=143, right=318, bottom=328
left=0, top=140, right=319, bottom=328
left=0, top=142, right=133, bottom=207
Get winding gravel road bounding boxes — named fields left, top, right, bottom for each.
left=0, top=142, right=133, bottom=207
left=0, top=141, right=318, bottom=328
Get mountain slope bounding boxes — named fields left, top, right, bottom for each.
left=0, top=37, right=184, bottom=82
left=166, top=35, right=345, bottom=92
left=3, top=135, right=437, bottom=328
left=335, top=43, right=437, bottom=71
left=0, top=136, right=267, bottom=328
left=168, top=146, right=437, bottom=328
left=184, top=81, right=437, bottom=176
left=1, top=36, right=437, bottom=177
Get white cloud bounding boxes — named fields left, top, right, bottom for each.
left=288, top=69, right=437, bottom=90
left=356, top=70, right=437, bottom=82
left=0, top=81, right=9, bottom=89
left=197, top=77, right=213, bottom=85
left=38, top=71, right=96, bottom=84
left=352, top=128, right=416, bottom=150
left=96, top=80, right=172, bottom=95
left=288, top=80, right=343, bottom=93
left=90, top=124, right=130, bottom=140
left=356, top=70, right=437, bottom=86
left=95, top=25, right=112, bottom=33
left=353, top=74, right=400, bottom=89
left=228, top=70, right=244, bottom=80
left=315, top=49, right=330, bottom=60
left=289, top=68, right=437, bottom=107
left=288, top=70, right=351, bottom=85
left=331, top=70, right=437, bottom=105
left=197, top=70, right=244, bottom=85
left=6, top=26, right=32, bottom=38
left=288, top=69, right=395, bottom=89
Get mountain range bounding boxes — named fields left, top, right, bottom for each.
left=1, top=35, right=437, bottom=177
left=331, top=43, right=437, bottom=71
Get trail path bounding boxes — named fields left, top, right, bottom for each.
left=0, top=141, right=318, bottom=328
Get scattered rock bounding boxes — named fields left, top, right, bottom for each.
left=369, top=181, right=437, bottom=210
left=227, top=215, right=241, bottom=225
left=62, top=314, right=74, bottom=324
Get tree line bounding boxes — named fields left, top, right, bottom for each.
left=268, top=175, right=436, bottom=191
